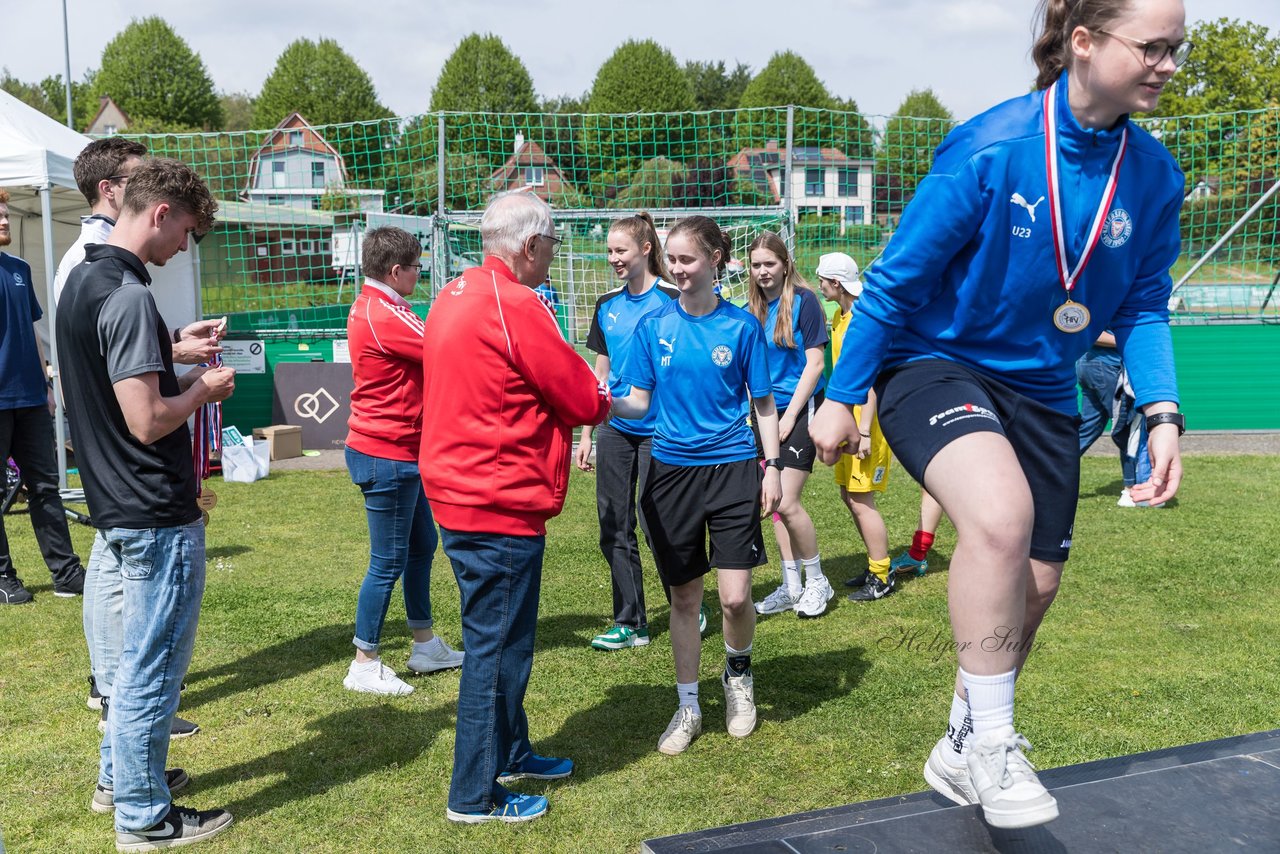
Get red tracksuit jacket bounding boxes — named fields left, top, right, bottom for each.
left=420, top=257, right=610, bottom=536
left=345, top=281, right=425, bottom=462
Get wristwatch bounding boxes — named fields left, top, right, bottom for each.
left=763, top=458, right=783, bottom=471
left=1145, top=412, right=1185, bottom=436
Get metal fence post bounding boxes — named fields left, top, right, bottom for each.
left=783, top=105, right=796, bottom=253
left=433, top=114, right=447, bottom=295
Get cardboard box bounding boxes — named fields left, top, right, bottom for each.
left=252, top=425, right=303, bottom=460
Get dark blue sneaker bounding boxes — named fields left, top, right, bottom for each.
left=446, top=790, right=549, bottom=824
left=497, top=754, right=573, bottom=783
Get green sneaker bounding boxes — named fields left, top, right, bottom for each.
left=591, top=625, right=650, bottom=650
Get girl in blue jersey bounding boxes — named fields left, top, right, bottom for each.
left=743, top=233, right=835, bottom=619
left=811, top=0, right=1189, bottom=830
left=577, top=213, right=679, bottom=652
left=612, top=215, right=782, bottom=756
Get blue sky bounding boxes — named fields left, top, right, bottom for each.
left=9, top=1, right=1280, bottom=123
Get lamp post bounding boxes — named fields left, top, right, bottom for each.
left=62, top=0, right=74, bottom=129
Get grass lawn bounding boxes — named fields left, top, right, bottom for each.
left=2, top=456, right=1278, bottom=853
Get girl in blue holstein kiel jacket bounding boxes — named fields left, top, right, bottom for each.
left=811, top=0, right=1189, bottom=831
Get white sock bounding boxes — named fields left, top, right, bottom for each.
left=412, top=638, right=439, bottom=651
left=941, top=691, right=972, bottom=767
left=677, top=681, right=701, bottom=716
left=354, top=657, right=381, bottom=671
left=781, top=560, right=802, bottom=595
left=959, top=667, right=1016, bottom=739
left=800, top=554, right=825, bottom=584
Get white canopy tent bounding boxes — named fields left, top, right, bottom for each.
left=0, top=89, right=201, bottom=489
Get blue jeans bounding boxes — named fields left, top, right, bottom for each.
left=345, top=447, right=436, bottom=651
left=97, top=522, right=206, bottom=832
left=84, top=531, right=123, bottom=696
left=1076, top=347, right=1122, bottom=455
left=440, top=527, right=543, bottom=812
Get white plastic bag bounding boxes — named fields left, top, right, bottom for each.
left=222, top=436, right=270, bottom=483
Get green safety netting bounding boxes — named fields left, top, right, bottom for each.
left=130, top=103, right=1280, bottom=342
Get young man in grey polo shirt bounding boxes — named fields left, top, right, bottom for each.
left=58, top=158, right=235, bottom=851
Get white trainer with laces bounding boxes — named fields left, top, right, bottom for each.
left=343, top=659, right=414, bottom=695
left=923, top=736, right=979, bottom=805
left=793, top=576, right=835, bottom=618
left=722, top=672, right=757, bottom=737
left=754, top=584, right=799, bottom=615
left=965, top=725, right=1059, bottom=829
left=657, top=705, right=703, bottom=755
left=407, top=636, right=465, bottom=674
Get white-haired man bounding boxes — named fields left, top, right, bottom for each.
left=421, top=192, right=611, bottom=823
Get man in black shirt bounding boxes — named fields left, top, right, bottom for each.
left=57, top=158, right=235, bottom=851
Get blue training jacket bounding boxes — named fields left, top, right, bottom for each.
left=827, top=72, right=1184, bottom=416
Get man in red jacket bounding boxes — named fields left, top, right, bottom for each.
left=422, top=191, right=611, bottom=824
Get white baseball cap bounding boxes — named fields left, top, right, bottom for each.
left=816, top=253, right=862, bottom=297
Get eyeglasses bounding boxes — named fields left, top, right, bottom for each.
left=539, top=233, right=563, bottom=256
left=105, top=174, right=131, bottom=186
left=1097, top=30, right=1194, bottom=68
left=401, top=263, right=423, bottom=274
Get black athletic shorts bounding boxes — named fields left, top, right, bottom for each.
left=639, top=458, right=767, bottom=587
left=874, top=359, right=1080, bottom=563
left=753, top=391, right=823, bottom=472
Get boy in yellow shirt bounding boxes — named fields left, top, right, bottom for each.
left=815, top=253, right=894, bottom=601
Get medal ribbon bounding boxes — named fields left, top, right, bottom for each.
left=191, top=351, right=223, bottom=497
left=1044, top=83, right=1127, bottom=297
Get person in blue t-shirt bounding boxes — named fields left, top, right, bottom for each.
left=0, top=189, right=87, bottom=605
left=810, top=0, right=1189, bottom=830
left=742, top=232, right=834, bottom=619
left=577, top=213, right=679, bottom=652
left=613, top=215, right=781, bottom=756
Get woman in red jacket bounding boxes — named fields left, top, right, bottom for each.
left=343, top=226, right=463, bottom=695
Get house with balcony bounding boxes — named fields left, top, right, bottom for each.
left=243, top=113, right=384, bottom=213
left=488, top=133, right=582, bottom=207
left=728, top=141, right=874, bottom=227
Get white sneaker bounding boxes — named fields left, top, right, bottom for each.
left=343, top=659, right=414, bottom=695
left=407, top=636, right=465, bottom=674
left=658, top=705, right=703, bottom=755
left=966, top=725, right=1059, bottom=829
left=754, top=584, right=799, bottom=615
left=1117, top=488, right=1136, bottom=507
left=793, top=576, right=834, bottom=618
left=722, top=672, right=757, bottom=738
left=923, top=736, right=979, bottom=805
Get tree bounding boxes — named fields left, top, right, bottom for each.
left=255, top=38, right=389, bottom=127
left=588, top=40, right=695, bottom=113
left=90, top=17, right=222, bottom=130
left=1150, top=18, right=1280, bottom=118
left=2, top=68, right=59, bottom=118
left=586, top=41, right=697, bottom=180
left=610, top=157, right=687, bottom=208
left=431, top=34, right=538, bottom=114
left=877, top=88, right=956, bottom=215
left=218, top=91, right=256, bottom=131
left=735, top=52, right=873, bottom=157
left=685, top=60, right=752, bottom=111
left=1144, top=18, right=1280, bottom=178
left=738, top=51, right=833, bottom=111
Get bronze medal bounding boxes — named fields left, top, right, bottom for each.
left=1053, top=300, right=1090, bottom=333
left=196, top=489, right=218, bottom=511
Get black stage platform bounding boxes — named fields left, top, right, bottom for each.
left=643, top=729, right=1280, bottom=853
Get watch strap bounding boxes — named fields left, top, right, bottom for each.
left=1145, top=411, right=1185, bottom=436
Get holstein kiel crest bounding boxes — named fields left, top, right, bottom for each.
left=1101, top=208, right=1133, bottom=248
left=711, top=345, right=733, bottom=367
